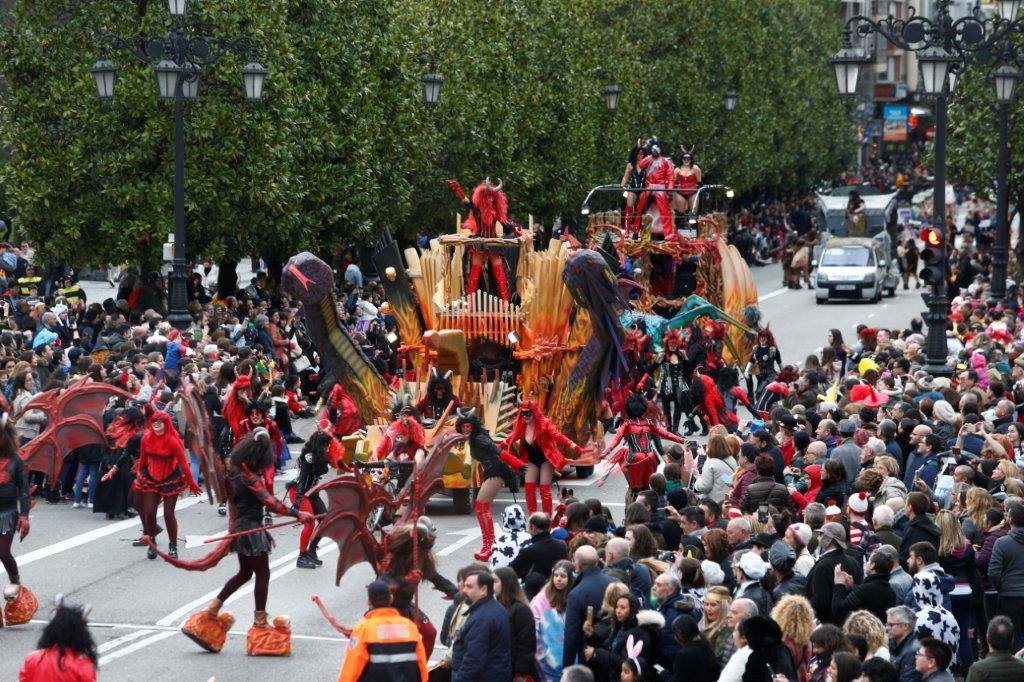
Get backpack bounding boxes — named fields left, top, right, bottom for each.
left=847, top=519, right=881, bottom=564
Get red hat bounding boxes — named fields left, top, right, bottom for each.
left=849, top=383, right=889, bottom=407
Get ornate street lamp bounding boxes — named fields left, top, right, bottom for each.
left=421, top=64, right=443, bottom=108
left=602, top=81, right=622, bottom=112
left=994, top=63, right=1021, bottom=103
left=917, top=45, right=956, bottom=97
left=724, top=90, right=738, bottom=112
left=167, top=0, right=188, bottom=17
left=241, top=61, right=268, bottom=102
left=91, top=57, right=117, bottom=101
left=829, top=44, right=869, bottom=96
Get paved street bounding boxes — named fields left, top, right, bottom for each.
left=0, top=263, right=923, bottom=681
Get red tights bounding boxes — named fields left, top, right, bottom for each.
left=138, top=492, right=178, bottom=544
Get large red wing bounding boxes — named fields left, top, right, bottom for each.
left=20, top=416, right=108, bottom=486
left=313, top=512, right=384, bottom=585
left=178, top=378, right=226, bottom=504
left=394, top=432, right=466, bottom=527
left=21, top=380, right=132, bottom=420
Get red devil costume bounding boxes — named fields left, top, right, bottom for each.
left=502, top=400, right=587, bottom=516
left=374, top=406, right=427, bottom=464
left=133, top=411, right=200, bottom=560
left=288, top=429, right=337, bottom=570
left=321, top=382, right=363, bottom=438
left=623, top=319, right=655, bottom=382
left=415, top=368, right=460, bottom=422
left=223, top=375, right=253, bottom=437
left=659, top=328, right=697, bottom=435
left=603, top=388, right=686, bottom=501
left=157, top=431, right=312, bottom=656
left=456, top=408, right=526, bottom=561
left=0, top=413, right=37, bottom=628
left=235, top=402, right=284, bottom=497
left=446, top=177, right=521, bottom=301
left=632, top=139, right=675, bottom=237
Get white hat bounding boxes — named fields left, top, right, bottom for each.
left=848, top=490, right=870, bottom=515
left=356, top=300, right=378, bottom=320
left=700, top=560, right=725, bottom=586
left=738, top=551, right=768, bottom=580
left=825, top=501, right=842, bottom=519
left=788, top=523, right=812, bottom=548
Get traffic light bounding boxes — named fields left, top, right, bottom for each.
left=919, top=228, right=944, bottom=286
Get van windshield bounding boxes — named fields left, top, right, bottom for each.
left=821, top=246, right=873, bottom=267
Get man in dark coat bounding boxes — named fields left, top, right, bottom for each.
left=563, top=545, right=616, bottom=669
left=831, top=547, right=898, bottom=623
left=603, top=537, right=652, bottom=603
left=510, top=513, right=569, bottom=598
left=451, top=570, right=512, bottom=682
left=899, top=492, right=941, bottom=562
left=739, top=455, right=795, bottom=513
left=651, top=573, right=692, bottom=668
left=806, top=522, right=864, bottom=625
left=886, top=605, right=921, bottom=682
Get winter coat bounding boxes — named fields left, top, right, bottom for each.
left=490, top=505, right=530, bottom=570
left=830, top=440, right=862, bottom=485
left=588, top=610, right=664, bottom=682
left=506, top=600, right=539, bottom=679
left=728, top=466, right=759, bottom=506
left=529, top=589, right=565, bottom=682
left=815, top=478, right=849, bottom=508
left=13, top=390, right=45, bottom=441
left=773, top=572, right=808, bottom=601
left=510, top=530, right=569, bottom=598
left=990, top=527, right=1024, bottom=597
left=451, top=596, right=512, bottom=682
left=831, top=572, right=898, bottom=624
left=938, top=542, right=980, bottom=594
left=890, top=632, right=920, bottom=682
left=693, top=456, right=737, bottom=503
left=735, top=580, right=774, bottom=621
left=877, top=476, right=908, bottom=504
left=806, top=548, right=864, bottom=625
left=563, top=566, right=617, bottom=668
left=668, top=638, right=719, bottom=682
left=604, top=557, right=652, bottom=603
left=911, top=571, right=961, bottom=659
left=977, top=526, right=1007, bottom=589
left=653, top=591, right=690, bottom=668
left=900, top=515, right=942, bottom=562
left=740, top=475, right=795, bottom=513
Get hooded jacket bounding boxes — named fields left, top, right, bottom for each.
left=789, top=464, right=823, bottom=512
left=489, top=504, right=530, bottom=570
left=899, top=514, right=941, bottom=562
left=990, top=527, right=1024, bottom=596
left=911, top=571, right=961, bottom=658
left=589, top=610, right=665, bottom=681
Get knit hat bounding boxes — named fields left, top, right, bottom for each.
left=788, top=523, right=812, bottom=548
left=700, top=560, right=725, bottom=586
left=824, top=500, right=842, bottom=519
left=848, top=491, right=870, bottom=515
left=933, top=400, right=956, bottom=425
left=738, top=551, right=768, bottom=580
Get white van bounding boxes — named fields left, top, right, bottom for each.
left=814, top=237, right=897, bottom=304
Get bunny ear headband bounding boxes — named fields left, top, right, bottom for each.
left=625, top=634, right=644, bottom=670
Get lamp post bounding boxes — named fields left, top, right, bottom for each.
left=91, top=0, right=267, bottom=330
left=830, top=0, right=1024, bottom=377
left=724, top=89, right=738, bottom=113
left=602, top=80, right=622, bottom=113
left=991, top=63, right=1020, bottom=304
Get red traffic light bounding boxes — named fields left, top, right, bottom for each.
left=920, top=228, right=943, bottom=247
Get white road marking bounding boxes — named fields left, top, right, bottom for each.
left=436, top=528, right=482, bottom=557
left=1, top=495, right=205, bottom=576
left=757, top=287, right=788, bottom=303
left=30, top=619, right=354, bottom=644
left=98, top=541, right=336, bottom=666
left=494, top=497, right=625, bottom=506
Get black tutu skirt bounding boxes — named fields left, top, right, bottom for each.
left=231, top=518, right=274, bottom=557
left=133, top=467, right=186, bottom=497
left=0, top=508, right=18, bottom=535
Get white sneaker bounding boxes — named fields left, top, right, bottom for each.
left=72, top=502, right=83, bottom=509
left=86, top=503, right=93, bottom=509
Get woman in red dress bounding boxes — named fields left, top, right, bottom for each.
left=133, top=411, right=200, bottom=560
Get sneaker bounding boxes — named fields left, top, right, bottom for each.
left=295, top=553, right=318, bottom=569
left=217, top=504, right=227, bottom=517
left=168, top=544, right=178, bottom=559
left=72, top=502, right=83, bottom=509
left=87, top=503, right=93, bottom=509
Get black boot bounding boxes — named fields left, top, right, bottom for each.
left=296, top=552, right=318, bottom=569
left=133, top=524, right=163, bottom=547
left=217, top=503, right=227, bottom=517
left=168, top=543, right=178, bottom=559
left=147, top=546, right=158, bottom=560
left=308, top=544, right=324, bottom=566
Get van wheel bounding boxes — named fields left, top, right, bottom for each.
left=816, top=298, right=825, bottom=305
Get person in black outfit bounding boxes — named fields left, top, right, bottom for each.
left=494, top=567, right=539, bottom=681
left=509, top=512, right=569, bottom=599
left=94, top=406, right=145, bottom=520
left=0, top=413, right=31, bottom=587
left=291, top=430, right=332, bottom=569
left=667, top=614, right=719, bottom=682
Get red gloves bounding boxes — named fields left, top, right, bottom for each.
left=500, top=451, right=527, bottom=470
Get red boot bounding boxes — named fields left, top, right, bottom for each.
left=1, top=584, right=38, bottom=627
left=467, top=261, right=484, bottom=295
left=523, top=482, right=537, bottom=514
left=473, top=501, right=494, bottom=561
left=539, top=484, right=553, bottom=516
left=181, top=599, right=235, bottom=653
left=491, top=259, right=511, bottom=301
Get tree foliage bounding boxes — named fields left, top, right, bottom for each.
left=0, top=0, right=854, bottom=268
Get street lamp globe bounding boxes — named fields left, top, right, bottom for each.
left=917, top=45, right=956, bottom=97
left=241, top=61, right=268, bottom=101
left=167, top=0, right=188, bottom=17
left=154, top=60, right=181, bottom=100
left=182, top=63, right=200, bottom=101
left=998, top=0, right=1022, bottom=21
left=994, top=64, right=1021, bottom=103
left=91, top=58, right=117, bottom=100
left=829, top=45, right=868, bottom=96
left=602, top=81, right=622, bottom=112
left=724, top=90, right=738, bottom=112
left=421, top=66, right=443, bottom=108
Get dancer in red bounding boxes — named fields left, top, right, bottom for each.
left=446, top=178, right=521, bottom=300
left=374, top=404, right=427, bottom=467
left=223, top=375, right=253, bottom=436
left=601, top=390, right=686, bottom=504
left=634, top=138, right=675, bottom=238
left=0, top=412, right=37, bottom=628
left=174, top=431, right=313, bottom=656
left=456, top=408, right=526, bottom=561
left=502, top=401, right=590, bottom=516
left=321, top=382, right=363, bottom=438
left=133, top=411, right=200, bottom=561
left=672, top=148, right=702, bottom=214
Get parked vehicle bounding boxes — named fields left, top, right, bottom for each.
left=814, top=236, right=899, bottom=303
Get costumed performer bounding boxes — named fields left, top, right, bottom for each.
left=415, top=368, right=460, bottom=422
left=94, top=405, right=145, bottom=521
left=289, top=429, right=336, bottom=570
left=445, top=177, right=521, bottom=301
left=743, top=328, right=782, bottom=403
left=0, top=412, right=37, bottom=627
left=672, top=148, right=702, bottom=215
left=659, top=328, right=697, bottom=435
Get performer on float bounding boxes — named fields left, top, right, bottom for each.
left=623, top=319, right=655, bottom=383
left=133, top=411, right=201, bottom=560
left=455, top=407, right=527, bottom=561
left=672, top=147, right=702, bottom=216
left=601, top=383, right=687, bottom=504
left=634, top=138, right=675, bottom=238
left=373, top=401, right=427, bottom=469
left=415, top=368, right=460, bottom=422
left=658, top=328, right=697, bottom=435
left=502, top=400, right=592, bottom=516
left=289, top=429, right=336, bottom=570
left=376, top=520, right=458, bottom=657
left=0, top=413, right=37, bottom=627
left=445, top=178, right=521, bottom=301
left=620, top=137, right=648, bottom=235
left=744, top=327, right=783, bottom=402
left=320, top=382, right=363, bottom=439
left=176, top=430, right=313, bottom=656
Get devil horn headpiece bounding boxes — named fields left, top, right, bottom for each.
left=456, top=406, right=477, bottom=419
left=443, top=370, right=453, bottom=380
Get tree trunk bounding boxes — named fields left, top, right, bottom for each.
left=217, top=258, right=238, bottom=299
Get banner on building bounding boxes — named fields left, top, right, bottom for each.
left=882, top=104, right=909, bottom=142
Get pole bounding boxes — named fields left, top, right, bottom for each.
left=990, top=100, right=1011, bottom=305
left=167, top=74, right=191, bottom=330
left=922, top=93, right=953, bottom=377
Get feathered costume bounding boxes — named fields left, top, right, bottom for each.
left=446, top=177, right=521, bottom=301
